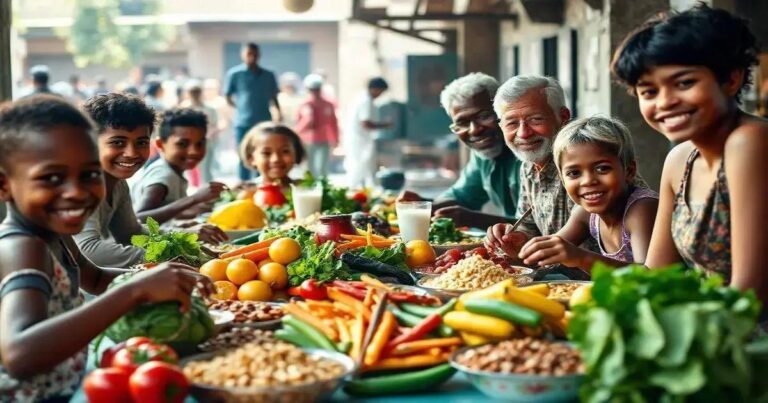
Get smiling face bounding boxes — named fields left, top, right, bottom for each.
left=248, top=133, right=296, bottom=182
left=635, top=65, right=739, bottom=143
left=97, top=126, right=151, bottom=180
left=0, top=125, right=105, bottom=234
left=157, top=126, right=207, bottom=173
left=499, top=88, right=569, bottom=165
left=449, top=92, right=504, bottom=159
left=559, top=142, right=634, bottom=215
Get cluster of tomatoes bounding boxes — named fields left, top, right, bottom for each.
left=419, top=247, right=515, bottom=274
left=84, top=337, right=188, bottom=403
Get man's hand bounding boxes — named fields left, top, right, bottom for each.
left=485, top=223, right=529, bottom=259
left=433, top=206, right=475, bottom=227
left=396, top=190, right=425, bottom=203
left=188, top=223, right=229, bottom=244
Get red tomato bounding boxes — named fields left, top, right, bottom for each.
left=351, top=191, right=367, bottom=205
left=99, top=341, right=126, bottom=368
left=129, top=361, right=190, bottom=403
left=299, top=279, right=327, bottom=300
left=84, top=367, right=132, bottom=403
left=125, top=337, right=154, bottom=349
left=112, top=343, right=179, bottom=374
left=254, top=184, right=287, bottom=207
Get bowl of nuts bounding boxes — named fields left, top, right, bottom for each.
left=535, top=280, right=592, bottom=306
left=207, top=300, right=285, bottom=330
left=183, top=342, right=356, bottom=403
left=450, top=337, right=585, bottom=403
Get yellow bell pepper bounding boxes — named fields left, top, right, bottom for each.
left=208, top=200, right=267, bottom=229
left=444, top=311, right=515, bottom=339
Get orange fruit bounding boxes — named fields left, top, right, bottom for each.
left=199, top=259, right=229, bottom=281
left=405, top=240, right=436, bottom=268
left=268, top=237, right=301, bottom=265
left=226, top=258, right=259, bottom=285
left=237, top=280, right=273, bottom=301
left=212, top=281, right=238, bottom=300
left=258, top=262, right=289, bottom=290
left=258, top=258, right=274, bottom=268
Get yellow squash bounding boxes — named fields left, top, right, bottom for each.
left=444, top=311, right=515, bottom=339
left=208, top=200, right=267, bottom=230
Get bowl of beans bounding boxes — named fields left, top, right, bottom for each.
left=182, top=342, right=356, bottom=403
left=417, top=255, right=533, bottom=301
left=536, top=280, right=592, bottom=306
left=450, top=337, right=585, bottom=402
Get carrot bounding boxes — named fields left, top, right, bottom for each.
left=366, top=224, right=374, bottom=246
left=283, top=303, right=338, bottom=341
left=365, top=353, right=447, bottom=371
left=335, top=240, right=367, bottom=251
left=391, top=337, right=463, bottom=356
left=364, top=310, right=396, bottom=366
left=349, top=312, right=365, bottom=359
left=340, top=234, right=369, bottom=241
left=354, top=228, right=389, bottom=240
left=363, top=288, right=375, bottom=309
left=306, top=300, right=336, bottom=309
left=335, top=318, right=351, bottom=343
left=328, top=287, right=371, bottom=321
left=220, top=238, right=277, bottom=259
left=371, top=240, right=397, bottom=247
left=361, top=274, right=393, bottom=291
left=331, top=301, right=356, bottom=316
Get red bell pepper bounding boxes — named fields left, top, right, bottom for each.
left=384, top=313, right=442, bottom=352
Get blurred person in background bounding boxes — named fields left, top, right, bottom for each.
left=344, top=77, right=392, bottom=188
left=94, top=76, right=110, bottom=96
left=23, top=65, right=57, bottom=98
left=225, top=42, right=282, bottom=182
left=144, top=79, right=165, bottom=112
left=69, top=74, right=88, bottom=104
left=181, top=79, right=220, bottom=185
left=277, top=72, right=303, bottom=129
left=295, top=73, right=339, bottom=177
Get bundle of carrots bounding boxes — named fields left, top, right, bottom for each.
left=218, top=237, right=277, bottom=263
left=335, top=225, right=397, bottom=252
left=275, top=275, right=462, bottom=372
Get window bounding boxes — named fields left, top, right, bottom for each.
left=542, top=36, right=558, bottom=79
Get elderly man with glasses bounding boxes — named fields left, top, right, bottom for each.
left=398, top=73, right=522, bottom=229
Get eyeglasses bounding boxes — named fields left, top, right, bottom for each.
left=449, top=110, right=499, bottom=134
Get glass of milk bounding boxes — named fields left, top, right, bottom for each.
left=396, top=201, right=432, bottom=243
left=291, top=184, right=323, bottom=219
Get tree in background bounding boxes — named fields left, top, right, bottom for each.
left=56, top=0, right=174, bottom=68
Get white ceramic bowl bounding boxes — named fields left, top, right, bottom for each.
left=450, top=345, right=583, bottom=402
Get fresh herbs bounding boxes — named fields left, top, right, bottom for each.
left=131, top=217, right=203, bottom=265
left=428, top=218, right=464, bottom=244
left=287, top=240, right=351, bottom=286
left=350, top=243, right=408, bottom=270
left=569, top=264, right=761, bottom=403
left=295, top=172, right=358, bottom=214
left=264, top=204, right=292, bottom=224
left=262, top=225, right=351, bottom=286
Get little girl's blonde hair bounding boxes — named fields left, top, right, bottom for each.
left=553, top=115, right=637, bottom=174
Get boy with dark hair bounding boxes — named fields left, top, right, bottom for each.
left=130, top=108, right=227, bottom=224
left=76, top=94, right=225, bottom=267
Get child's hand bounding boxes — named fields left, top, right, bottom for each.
left=190, top=223, right=229, bottom=244
left=128, top=263, right=214, bottom=312
left=518, top=235, right=585, bottom=268
left=193, top=182, right=228, bottom=204
left=485, top=223, right=528, bottom=259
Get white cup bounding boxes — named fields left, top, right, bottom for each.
left=291, top=184, right=323, bottom=219
left=396, top=201, right=432, bottom=243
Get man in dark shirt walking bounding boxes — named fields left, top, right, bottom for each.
left=225, top=43, right=283, bottom=181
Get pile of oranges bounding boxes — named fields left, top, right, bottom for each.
left=199, top=238, right=301, bottom=301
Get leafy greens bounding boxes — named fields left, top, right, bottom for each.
left=569, top=264, right=761, bottom=403
left=131, top=217, right=203, bottom=265
left=428, top=217, right=464, bottom=244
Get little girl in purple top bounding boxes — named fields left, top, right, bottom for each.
left=516, top=116, right=659, bottom=273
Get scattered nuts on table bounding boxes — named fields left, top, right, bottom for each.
left=184, top=342, right=346, bottom=388
left=198, top=328, right=275, bottom=352
left=207, top=300, right=284, bottom=323
left=455, top=337, right=584, bottom=376
left=421, top=255, right=514, bottom=290
left=547, top=283, right=584, bottom=300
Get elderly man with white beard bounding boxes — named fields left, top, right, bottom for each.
left=486, top=76, right=601, bottom=267
left=398, top=73, right=522, bottom=229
